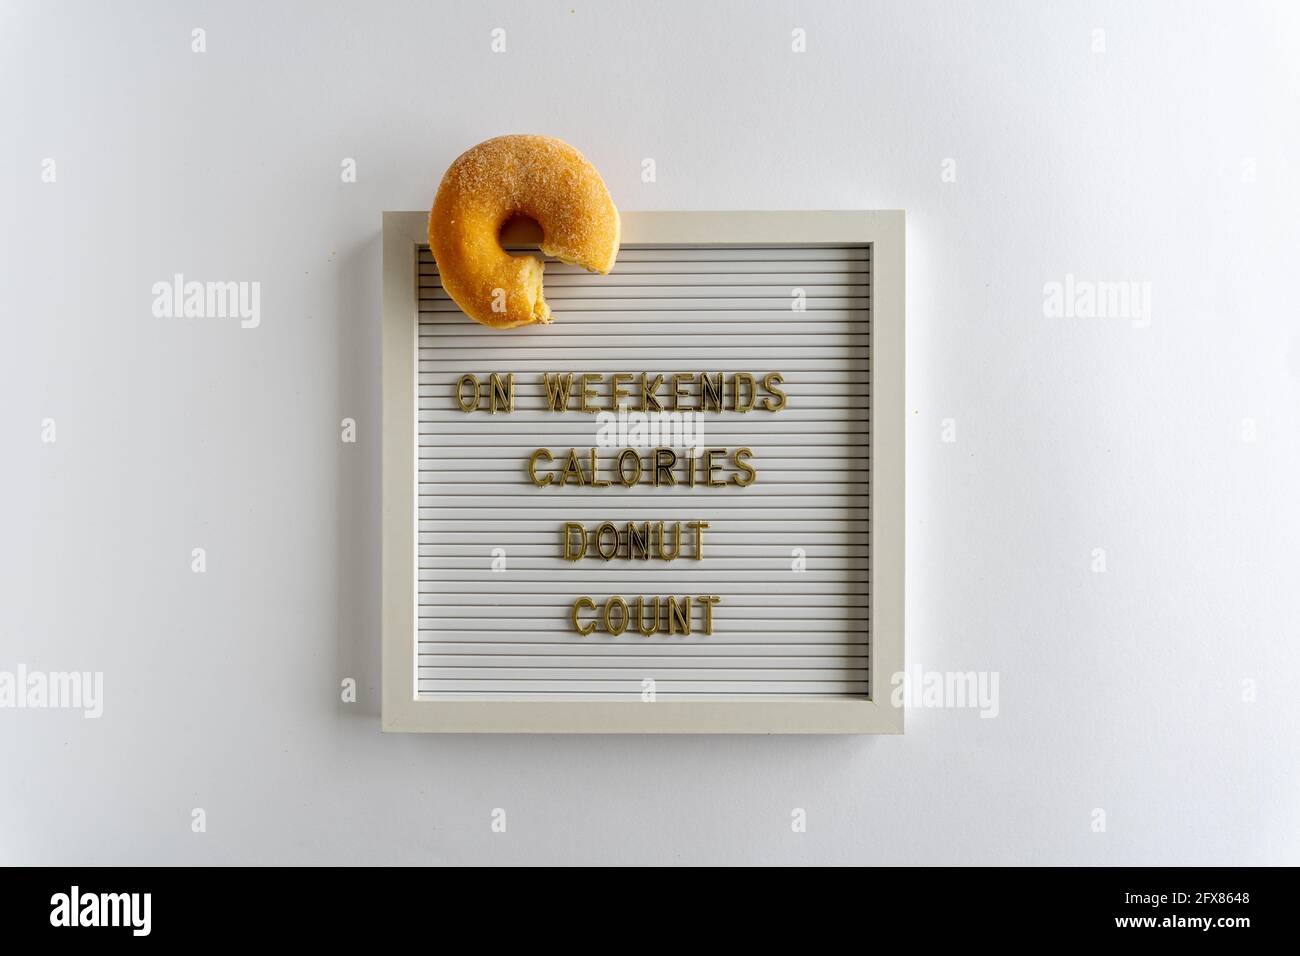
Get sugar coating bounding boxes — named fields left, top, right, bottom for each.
left=429, top=135, right=621, bottom=329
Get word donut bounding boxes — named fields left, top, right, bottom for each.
left=428, top=135, right=620, bottom=329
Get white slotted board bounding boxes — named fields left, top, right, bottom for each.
left=416, top=243, right=870, bottom=699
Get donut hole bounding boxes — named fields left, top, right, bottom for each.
left=499, top=213, right=545, bottom=258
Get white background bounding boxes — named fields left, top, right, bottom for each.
left=2, top=0, right=1297, bottom=865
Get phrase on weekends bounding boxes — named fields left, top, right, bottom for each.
left=453, top=370, right=788, bottom=638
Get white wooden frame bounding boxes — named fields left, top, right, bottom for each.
left=382, top=210, right=904, bottom=733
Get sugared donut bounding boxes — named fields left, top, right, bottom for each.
left=428, top=135, right=620, bottom=329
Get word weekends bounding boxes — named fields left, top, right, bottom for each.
left=451, top=370, right=790, bottom=639
left=454, top=370, right=788, bottom=415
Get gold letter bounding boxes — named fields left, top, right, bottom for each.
left=562, top=522, right=586, bottom=561
left=653, top=447, right=677, bottom=486
left=611, top=373, right=634, bottom=411
left=687, top=520, right=710, bottom=559
left=616, top=448, right=642, bottom=486
left=455, top=373, right=479, bottom=412
left=588, top=447, right=610, bottom=487
left=731, top=447, right=756, bottom=487
left=559, top=448, right=587, bottom=486
left=732, top=372, right=755, bottom=412
left=635, top=596, right=658, bottom=636
left=542, top=372, right=574, bottom=411
left=603, top=596, right=629, bottom=636
left=697, top=595, right=720, bottom=635
left=640, top=372, right=664, bottom=412
left=700, top=372, right=724, bottom=412
left=670, top=372, right=693, bottom=411
left=579, top=373, right=602, bottom=413
left=762, top=372, right=787, bottom=411
left=704, top=447, right=727, bottom=487
left=594, top=521, right=619, bottom=560
left=488, top=372, right=514, bottom=413
left=528, top=448, right=553, bottom=486
left=657, top=521, right=682, bottom=561
left=667, top=595, right=691, bottom=635
left=628, top=521, right=650, bottom=560
left=571, top=597, right=597, bottom=636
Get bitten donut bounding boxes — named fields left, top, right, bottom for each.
left=428, top=135, right=620, bottom=329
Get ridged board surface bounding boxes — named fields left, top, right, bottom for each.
left=416, top=244, right=870, bottom=699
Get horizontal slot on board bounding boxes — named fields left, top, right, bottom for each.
left=417, top=637, right=866, bottom=649
left=421, top=365, right=867, bottom=376
left=418, top=660, right=872, bottom=673
left=416, top=266, right=869, bottom=277
left=418, top=447, right=868, bottom=459
left=417, top=693, right=868, bottom=700
left=419, top=583, right=865, bottom=596
left=420, top=276, right=868, bottom=289
left=416, top=681, right=870, bottom=694
left=420, top=284, right=869, bottom=297
left=419, top=566, right=867, bottom=579
left=417, top=643, right=867, bottom=656
left=418, top=372, right=869, bottom=385
left=417, top=485, right=867, bottom=498
left=418, top=605, right=867, bottom=617
left=420, top=548, right=868, bottom=559
left=421, top=302, right=868, bottom=315
left=417, top=620, right=864, bottom=634
left=418, top=246, right=869, bottom=261
left=420, top=522, right=867, bottom=534
left=418, top=668, right=868, bottom=683
left=420, top=423, right=869, bottom=435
